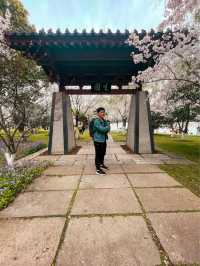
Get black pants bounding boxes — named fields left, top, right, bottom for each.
left=94, top=141, right=107, bottom=169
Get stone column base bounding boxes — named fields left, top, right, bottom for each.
left=48, top=92, right=76, bottom=155
left=127, top=91, right=154, bottom=153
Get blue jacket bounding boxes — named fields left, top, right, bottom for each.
left=93, top=118, right=110, bottom=143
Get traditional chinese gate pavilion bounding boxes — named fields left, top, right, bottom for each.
left=6, top=29, right=155, bottom=154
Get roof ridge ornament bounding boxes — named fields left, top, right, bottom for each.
left=125, top=29, right=129, bottom=35
left=56, top=28, right=61, bottom=35
left=39, top=28, right=46, bottom=35
left=47, top=28, right=54, bottom=35
left=65, top=28, right=70, bottom=34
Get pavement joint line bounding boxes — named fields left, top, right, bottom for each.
left=133, top=185, right=184, bottom=189
left=69, top=213, right=143, bottom=218
left=0, top=214, right=66, bottom=220
left=126, top=172, right=172, bottom=175
left=172, top=264, right=200, bottom=266
left=1, top=209, right=200, bottom=221
left=51, top=164, right=84, bottom=265
left=24, top=189, right=76, bottom=193
left=122, top=167, right=173, bottom=265
left=122, top=170, right=166, bottom=174
left=78, top=187, right=132, bottom=191
left=34, top=175, right=82, bottom=178
left=135, top=187, right=189, bottom=190
left=146, top=209, right=200, bottom=214
left=44, top=174, right=82, bottom=177
left=114, top=153, right=120, bottom=161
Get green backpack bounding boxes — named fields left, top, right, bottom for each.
left=89, top=118, right=96, bottom=137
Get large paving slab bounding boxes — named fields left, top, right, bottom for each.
left=54, top=160, right=75, bottom=166
left=116, top=154, right=144, bottom=160
left=148, top=212, right=200, bottom=264
left=80, top=174, right=130, bottom=189
left=82, top=164, right=124, bottom=175
left=106, top=164, right=124, bottom=174
left=87, top=154, right=117, bottom=160
left=26, top=175, right=80, bottom=191
left=122, top=164, right=165, bottom=173
left=107, top=148, right=126, bottom=154
left=79, top=159, right=119, bottom=167
left=136, top=160, right=165, bottom=165
left=43, top=166, right=83, bottom=176
left=163, top=159, right=192, bottom=164
left=56, top=216, right=161, bottom=266
left=0, top=191, right=74, bottom=218
left=33, top=155, right=61, bottom=162
left=0, top=217, right=64, bottom=266
left=59, top=155, right=87, bottom=160
left=82, top=166, right=99, bottom=175
left=71, top=188, right=142, bottom=215
left=128, top=173, right=182, bottom=187
left=136, top=188, right=200, bottom=212
left=119, top=159, right=137, bottom=165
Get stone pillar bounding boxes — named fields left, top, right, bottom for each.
left=127, top=90, right=154, bottom=153
left=48, top=92, right=76, bottom=154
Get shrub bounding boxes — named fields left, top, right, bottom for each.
left=23, top=142, right=47, bottom=156
left=0, top=161, right=51, bottom=210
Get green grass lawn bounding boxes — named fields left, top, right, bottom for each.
left=78, top=130, right=91, bottom=142
left=0, top=131, right=49, bottom=167
left=155, top=134, right=200, bottom=197
left=111, top=131, right=127, bottom=142
left=154, top=134, right=200, bottom=163
left=28, top=130, right=49, bottom=144
left=111, top=131, right=200, bottom=196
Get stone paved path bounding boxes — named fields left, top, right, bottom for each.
left=0, top=142, right=199, bottom=266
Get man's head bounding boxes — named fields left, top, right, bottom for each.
left=96, top=107, right=105, bottom=119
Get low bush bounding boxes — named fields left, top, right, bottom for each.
left=23, top=142, right=47, bottom=156
left=0, top=161, right=51, bottom=210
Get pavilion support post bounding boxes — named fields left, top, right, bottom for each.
left=48, top=92, right=76, bottom=155
left=127, top=90, right=154, bottom=153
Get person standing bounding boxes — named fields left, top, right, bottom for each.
left=92, top=107, right=110, bottom=175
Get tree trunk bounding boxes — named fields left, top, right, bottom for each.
left=4, top=152, right=16, bottom=170
left=184, top=105, right=190, bottom=134
left=122, top=118, right=127, bottom=128
left=184, top=120, right=189, bottom=134
left=75, top=113, right=79, bottom=127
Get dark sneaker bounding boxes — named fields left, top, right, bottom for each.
left=100, top=164, right=109, bottom=170
left=96, top=169, right=106, bottom=175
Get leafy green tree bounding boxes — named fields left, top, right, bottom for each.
left=0, top=0, right=35, bottom=32
left=151, top=111, right=165, bottom=132
left=166, top=85, right=200, bottom=133
left=0, top=0, right=47, bottom=168
left=0, top=52, right=47, bottom=154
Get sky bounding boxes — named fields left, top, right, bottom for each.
left=21, top=0, right=165, bottom=32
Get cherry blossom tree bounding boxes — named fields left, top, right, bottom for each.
left=160, top=0, right=200, bottom=29
left=128, top=1, right=200, bottom=134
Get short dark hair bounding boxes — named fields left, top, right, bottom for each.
left=96, top=107, right=105, bottom=113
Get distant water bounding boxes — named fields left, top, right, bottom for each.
left=111, top=122, right=200, bottom=136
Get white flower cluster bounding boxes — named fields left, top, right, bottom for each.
left=0, top=9, right=11, bottom=56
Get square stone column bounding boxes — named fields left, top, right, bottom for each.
left=127, top=91, right=154, bottom=153
left=48, top=92, right=76, bottom=154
